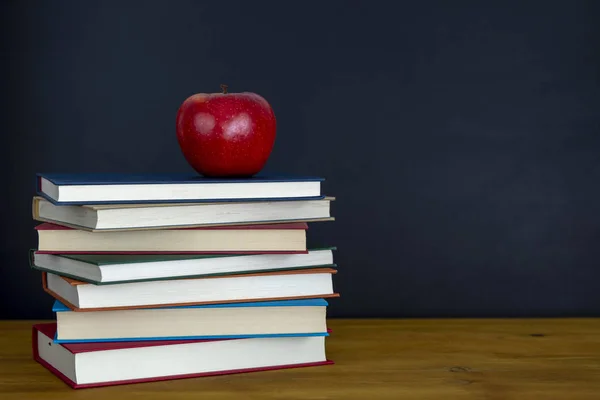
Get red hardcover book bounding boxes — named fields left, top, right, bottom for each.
left=33, top=323, right=333, bottom=389
left=35, top=222, right=309, bottom=255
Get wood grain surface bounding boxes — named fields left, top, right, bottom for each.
left=1, top=318, right=600, bottom=399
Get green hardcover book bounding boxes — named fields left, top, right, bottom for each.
left=29, top=248, right=337, bottom=285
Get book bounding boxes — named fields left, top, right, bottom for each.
left=36, top=173, right=324, bottom=204
left=32, top=196, right=334, bottom=231
left=34, top=222, right=308, bottom=254
left=42, top=268, right=339, bottom=311
left=33, top=323, right=333, bottom=389
left=52, top=298, right=329, bottom=343
left=30, top=248, right=336, bottom=284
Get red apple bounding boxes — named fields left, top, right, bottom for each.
left=176, top=85, right=277, bottom=177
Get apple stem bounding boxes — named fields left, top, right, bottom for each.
left=220, top=84, right=228, bottom=94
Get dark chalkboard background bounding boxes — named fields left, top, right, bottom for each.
left=2, top=0, right=600, bottom=319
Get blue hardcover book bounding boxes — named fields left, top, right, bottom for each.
left=36, top=173, right=324, bottom=205
left=52, top=298, right=330, bottom=343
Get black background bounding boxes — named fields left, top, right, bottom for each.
left=2, top=1, right=600, bottom=319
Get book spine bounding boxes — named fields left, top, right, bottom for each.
left=32, top=197, right=41, bottom=221
left=32, top=325, right=77, bottom=389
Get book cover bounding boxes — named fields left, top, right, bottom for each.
left=38, top=172, right=324, bottom=186
left=41, top=246, right=335, bottom=265
left=34, top=221, right=310, bottom=231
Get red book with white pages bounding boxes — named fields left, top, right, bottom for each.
left=33, top=323, right=333, bottom=389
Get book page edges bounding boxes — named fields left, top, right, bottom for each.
left=32, top=215, right=335, bottom=232
left=58, top=267, right=338, bottom=286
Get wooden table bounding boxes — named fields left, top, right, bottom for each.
left=1, top=319, right=600, bottom=399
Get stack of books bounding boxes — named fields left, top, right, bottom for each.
left=30, top=173, right=338, bottom=389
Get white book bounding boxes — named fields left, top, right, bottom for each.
left=37, top=173, right=323, bottom=203
left=52, top=298, right=329, bottom=342
left=43, top=268, right=339, bottom=311
left=34, top=323, right=332, bottom=388
left=31, top=248, right=336, bottom=284
left=32, top=196, right=334, bottom=231
left=34, top=222, right=310, bottom=253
